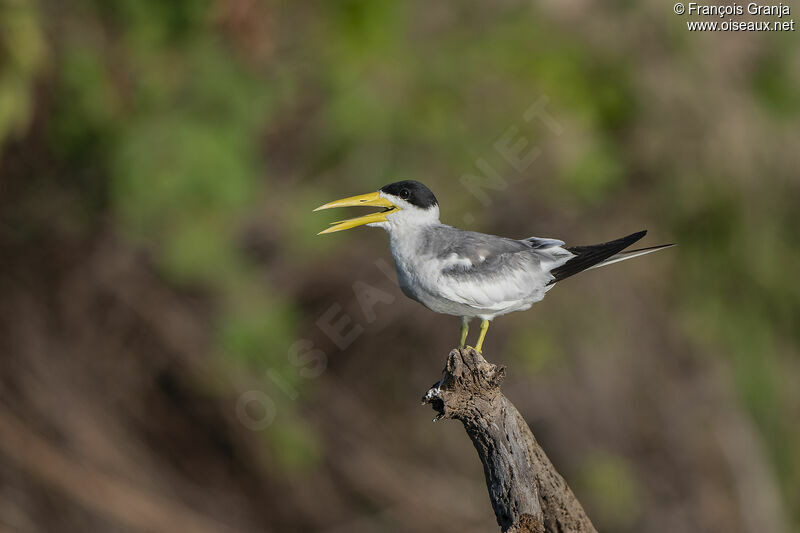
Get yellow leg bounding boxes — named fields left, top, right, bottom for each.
left=459, top=317, right=470, bottom=348
left=474, top=319, right=490, bottom=353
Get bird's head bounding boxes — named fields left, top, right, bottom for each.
left=314, top=180, right=439, bottom=235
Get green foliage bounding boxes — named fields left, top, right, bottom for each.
left=0, top=0, right=45, bottom=148
left=577, top=450, right=641, bottom=531
left=267, top=416, right=323, bottom=472
left=753, top=43, right=800, bottom=117
left=669, top=174, right=800, bottom=521
left=50, top=45, right=119, bottom=156
left=36, top=0, right=313, bottom=468
left=561, top=137, right=625, bottom=203
left=509, top=320, right=564, bottom=374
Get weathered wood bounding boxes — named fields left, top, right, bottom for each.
left=422, top=348, right=597, bottom=533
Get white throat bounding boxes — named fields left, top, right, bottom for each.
left=386, top=205, right=440, bottom=232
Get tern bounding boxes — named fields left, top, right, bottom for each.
left=315, top=180, right=673, bottom=353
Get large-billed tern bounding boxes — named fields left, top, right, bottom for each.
left=315, top=180, right=672, bottom=353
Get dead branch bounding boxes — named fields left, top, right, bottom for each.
left=422, top=348, right=597, bottom=533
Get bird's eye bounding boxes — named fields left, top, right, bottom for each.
left=400, top=189, right=410, bottom=200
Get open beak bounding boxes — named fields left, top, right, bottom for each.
left=313, top=191, right=399, bottom=235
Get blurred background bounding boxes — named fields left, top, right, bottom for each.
left=1, top=1, right=799, bottom=532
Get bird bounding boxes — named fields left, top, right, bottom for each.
left=314, top=180, right=673, bottom=353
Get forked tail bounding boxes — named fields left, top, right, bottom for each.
left=548, top=230, right=674, bottom=284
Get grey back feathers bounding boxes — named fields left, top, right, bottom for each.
left=419, top=226, right=572, bottom=278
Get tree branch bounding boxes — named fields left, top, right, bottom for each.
left=422, top=348, right=597, bottom=533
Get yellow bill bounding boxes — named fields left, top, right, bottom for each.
left=313, top=191, right=399, bottom=234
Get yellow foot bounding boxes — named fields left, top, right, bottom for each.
left=474, top=319, right=489, bottom=353
left=464, top=345, right=481, bottom=353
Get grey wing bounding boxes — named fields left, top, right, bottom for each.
left=523, top=236, right=566, bottom=249
left=421, top=227, right=573, bottom=310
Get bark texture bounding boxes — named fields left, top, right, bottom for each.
left=422, top=348, right=597, bottom=533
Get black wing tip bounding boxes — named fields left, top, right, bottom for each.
left=550, top=229, right=650, bottom=284
left=612, top=230, right=648, bottom=247
left=625, top=230, right=647, bottom=244
left=626, top=233, right=679, bottom=250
